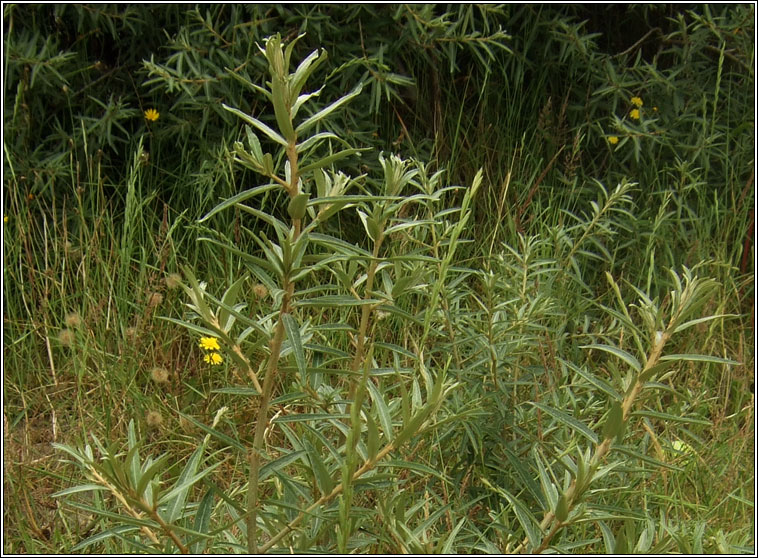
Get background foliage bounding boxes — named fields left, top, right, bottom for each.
left=3, top=4, right=754, bottom=553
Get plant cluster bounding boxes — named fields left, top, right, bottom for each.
left=3, top=4, right=753, bottom=554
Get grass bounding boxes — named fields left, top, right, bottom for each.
left=3, top=4, right=754, bottom=554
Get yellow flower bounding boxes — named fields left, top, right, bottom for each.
left=653, top=106, right=658, bottom=112
left=608, top=136, right=619, bottom=145
left=630, top=108, right=641, bottom=120
left=204, top=352, right=223, bottom=365
left=630, top=96, right=643, bottom=107
left=199, top=336, right=221, bottom=351
left=144, top=108, right=160, bottom=122
left=3, top=215, right=8, bottom=223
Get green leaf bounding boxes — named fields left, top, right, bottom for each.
left=613, top=446, right=684, bottom=471
left=287, top=193, right=310, bottom=220
left=374, top=342, right=418, bottom=360
left=673, top=313, right=739, bottom=333
left=659, top=354, right=739, bottom=365
left=271, top=74, right=296, bottom=142
left=295, top=131, right=340, bottom=154
left=181, top=266, right=214, bottom=322
left=303, top=438, right=335, bottom=496
left=500, top=487, right=542, bottom=550
left=439, top=518, right=467, bottom=553
left=211, top=387, right=260, bottom=396
left=290, top=48, right=328, bottom=100
left=530, top=402, right=599, bottom=444
left=245, top=125, right=265, bottom=161
left=160, top=317, right=222, bottom=340
left=292, top=87, right=326, bottom=121
left=561, top=359, right=622, bottom=401
left=581, top=343, right=641, bottom=372
left=282, top=313, right=307, bottom=377
left=52, top=484, right=109, bottom=498
left=555, top=492, right=570, bottom=522
left=638, top=360, right=670, bottom=383
left=197, top=236, right=280, bottom=279
left=299, top=148, right=363, bottom=174
left=272, top=413, right=350, bottom=423
left=190, top=489, right=215, bottom=553
left=364, top=409, right=380, bottom=461
left=501, top=448, right=545, bottom=509
left=378, top=460, right=448, bottom=482
left=259, top=450, right=307, bottom=482
left=218, top=275, right=249, bottom=333
left=309, top=232, right=374, bottom=258
left=222, top=104, right=288, bottom=147
left=602, top=401, right=624, bottom=440
left=614, top=524, right=629, bottom=554
left=294, top=295, right=382, bottom=308
left=72, top=526, right=142, bottom=552
left=51, top=443, right=91, bottom=465
left=176, top=412, right=246, bottom=452
left=366, top=380, right=394, bottom=442
left=295, top=83, right=363, bottom=136
left=632, top=410, right=712, bottom=426
left=135, top=453, right=171, bottom=499
left=162, top=444, right=204, bottom=523
left=534, top=450, right=558, bottom=511
left=198, top=184, right=278, bottom=223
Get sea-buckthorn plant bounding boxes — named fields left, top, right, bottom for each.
left=41, top=15, right=751, bottom=554
left=53, top=34, right=477, bottom=553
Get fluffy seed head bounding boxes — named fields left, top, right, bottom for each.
left=148, top=292, right=164, bottom=307
left=150, top=367, right=170, bottom=383
left=146, top=410, right=163, bottom=428
left=64, top=312, right=82, bottom=328
left=58, top=329, right=75, bottom=346
left=165, top=273, right=182, bottom=289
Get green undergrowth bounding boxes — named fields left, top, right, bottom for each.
left=3, top=4, right=753, bottom=554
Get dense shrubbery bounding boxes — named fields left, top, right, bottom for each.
left=3, top=4, right=753, bottom=553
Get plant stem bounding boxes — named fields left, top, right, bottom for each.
left=515, top=328, right=671, bottom=553
left=246, top=137, right=301, bottom=553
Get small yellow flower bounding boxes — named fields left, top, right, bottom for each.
left=608, top=136, right=619, bottom=145
left=199, top=336, right=221, bottom=351
left=653, top=106, right=658, bottom=112
left=204, top=352, right=223, bottom=365
left=144, top=108, right=160, bottom=122
left=630, top=108, right=641, bottom=120
left=3, top=215, right=8, bottom=223
left=630, top=96, right=643, bottom=107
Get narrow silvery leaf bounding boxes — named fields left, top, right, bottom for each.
left=292, top=86, right=325, bottom=120
left=282, top=313, right=306, bottom=377
left=271, top=75, right=296, bottom=142
left=222, top=104, right=288, bottom=147
left=295, top=83, right=363, bottom=136
left=162, top=444, right=205, bottom=523
left=581, top=343, right=641, bottom=372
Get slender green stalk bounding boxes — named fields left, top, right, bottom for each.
left=246, top=137, right=301, bottom=553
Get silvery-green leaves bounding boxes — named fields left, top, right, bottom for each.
left=52, top=420, right=222, bottom=553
